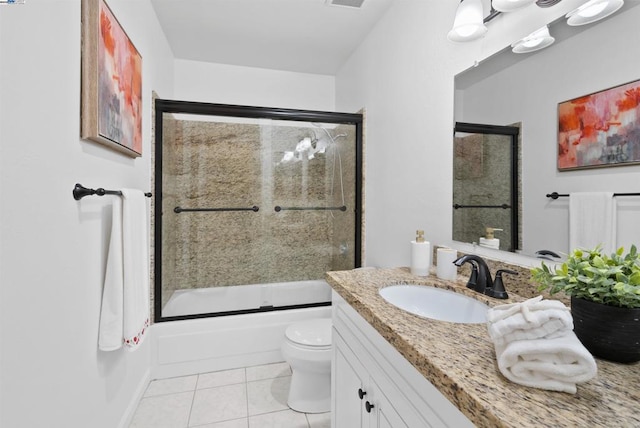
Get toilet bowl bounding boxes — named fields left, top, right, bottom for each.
left=281, top=318, right=332, bottom=413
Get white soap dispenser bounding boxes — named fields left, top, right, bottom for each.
left=410, top=230, right=431, bottom=277
left=479, top=227, right=502, bottom=250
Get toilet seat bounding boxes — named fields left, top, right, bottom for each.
left=285, top=318, right=332, bottom=348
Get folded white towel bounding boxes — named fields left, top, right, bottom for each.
left=98, top=189, right=150, bottom=351
left=487, top=296, right=573, bottom=346
left=569, top=192, right=616, bottom=254
left=495, top=333, right=597, bottom=394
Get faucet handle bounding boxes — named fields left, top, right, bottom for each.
left=486, top=269, right=518, bottom=299
left=466, top=262, right=479, bottom=290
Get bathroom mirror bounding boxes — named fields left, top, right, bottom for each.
left=453, top=1, right=640, bottom=257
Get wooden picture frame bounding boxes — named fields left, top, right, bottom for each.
left=558, top=78, right=640, bottom=170
left=81, top=0, right=142, bottom=157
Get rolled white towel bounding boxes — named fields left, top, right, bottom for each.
left=487, top=295, right=573, bottom=346
left=495, top=332, right=597, bottom=394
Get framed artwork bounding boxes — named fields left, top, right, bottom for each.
left=558, top=79, right=640, bottom=170
left=81, top=0, right=142, bottom=157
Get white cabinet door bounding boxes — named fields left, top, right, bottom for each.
left=334, top=327, right=413, bottom=428
left=333, top=330, right=369, bottom=428
left=369, top=379, right=409, bottom=428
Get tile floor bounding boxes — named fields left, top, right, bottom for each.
left=129, top=362, right=331, bottom=428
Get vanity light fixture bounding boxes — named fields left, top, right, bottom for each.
left=447, top=0, right=488, bottom=42
left=447, top=0, right=542, bottom=43
left=492, top=0, right=537, bottom=12
left=566, top=0, right=624, bottom=26
left=511, top=25, right=555, bottom=53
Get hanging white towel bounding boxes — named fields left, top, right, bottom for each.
left=98, top=189, right=150, bottom=351
left=487, top=296, right=573, bottom=346
left=494, top=332, right=597, bottom=394
left=569, top=192, right=616, bottom=254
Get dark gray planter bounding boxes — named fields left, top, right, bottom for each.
left=571, top=296, right=640, bottom=364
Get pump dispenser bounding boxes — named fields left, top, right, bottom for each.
left=479, top=227, right=502, bottom=250
left=410, top=230, right=431, bottom=276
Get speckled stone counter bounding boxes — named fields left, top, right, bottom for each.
left=326, top=267, right=640, bottom=428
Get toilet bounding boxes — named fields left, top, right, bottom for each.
left=281, top=318, right=332, bottom=413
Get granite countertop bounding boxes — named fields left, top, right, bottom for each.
left=326, top=267, right=640, bottom=428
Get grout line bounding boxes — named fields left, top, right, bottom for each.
left=244, top=367, right=250, bottom=426
left=185, top=387, right=196, bottom=428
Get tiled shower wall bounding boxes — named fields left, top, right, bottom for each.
left=160, top=117, right=357, bottom=308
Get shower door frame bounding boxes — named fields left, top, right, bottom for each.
left=154, top=99, right=363, bottom=322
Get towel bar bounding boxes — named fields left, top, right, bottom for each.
left=546, top=191, right=640, bottom=199
left=73, top=183, right=152, bottom=200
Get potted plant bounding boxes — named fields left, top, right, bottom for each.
left=531, top=245, right=640, bottom=363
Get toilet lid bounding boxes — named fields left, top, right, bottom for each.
left=285, top=318, right=332, bottom=347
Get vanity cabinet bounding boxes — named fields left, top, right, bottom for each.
left=334, top=332, right=408, bottom=427
left=331, top=291, right=474, bottom=428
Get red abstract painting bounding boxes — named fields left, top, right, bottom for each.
left=558, top=79, right=640, bottom=170
left=82, top=0, right=142, bottom=157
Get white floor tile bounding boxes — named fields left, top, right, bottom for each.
left=306, top=412, right=330, bottom=428
left=245, top=362, right=291, bottom=382
left=189, top=383, right=248, bottom=427
left=144, top=375, right=198, bottom=397
left=247, top=376, right=290, bottom=416
left=197, top=368, right=246, bottom=390
left=129, top=391, right=193, bottom=428
left=248, top=409, right=309, bottom=428
left=192, top=418, right=249, bottom=428
left=130, top=364, right=331, bottom=428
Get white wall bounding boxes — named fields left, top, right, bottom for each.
left=0, top=1, right=173, bottom=427
left=335, top=0, right=606, bottom=268
left=174, top=59, right=335, bottom=111
left=458, top=5, right=640, bottom=256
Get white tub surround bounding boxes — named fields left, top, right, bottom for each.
left=162, top=279, right=331, bottom=318
left=150, top=306, right=331, bottom=380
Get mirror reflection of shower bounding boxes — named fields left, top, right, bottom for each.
left=154, top=100, right=363, bottom=321
left=452, top=122, right=521, bottom=252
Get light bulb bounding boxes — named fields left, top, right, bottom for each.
left=578, top=1, right=608, bottom=17
left=511, top=26, right=555, bottom=53
left=447, top=0, right=487, bottom=42
left=566, top=0, right=624, bottom=26
left=522, top=38, right=543, bottom=48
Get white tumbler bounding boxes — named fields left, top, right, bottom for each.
left=436, top=247, right=458, bottom=281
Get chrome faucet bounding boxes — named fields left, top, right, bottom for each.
left=452, top=254, right=516, bottom=299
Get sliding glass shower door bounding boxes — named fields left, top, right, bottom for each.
left=154, top=100, right=362, bottom=321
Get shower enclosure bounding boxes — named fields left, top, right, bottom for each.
left=154, top=100, right=363, bottom=321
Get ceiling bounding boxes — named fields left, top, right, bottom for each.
left=150, top=0, right=396, bottom=75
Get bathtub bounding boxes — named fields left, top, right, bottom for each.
left=150, top=279, right=333, bottom=379
left=162, top=279, right=332, bottom=318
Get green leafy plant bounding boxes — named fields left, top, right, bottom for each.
left=531, top=245, right=640, bottom=308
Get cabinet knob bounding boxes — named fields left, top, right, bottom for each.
left=357, top=388, right=367, bottom=399
left=365, top=401, right=375, bottom=413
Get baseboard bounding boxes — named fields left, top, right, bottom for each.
left=118, top=367, right=151, bottom=428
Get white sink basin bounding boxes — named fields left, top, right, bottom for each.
left=379, top=284, right=489, bottom=324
